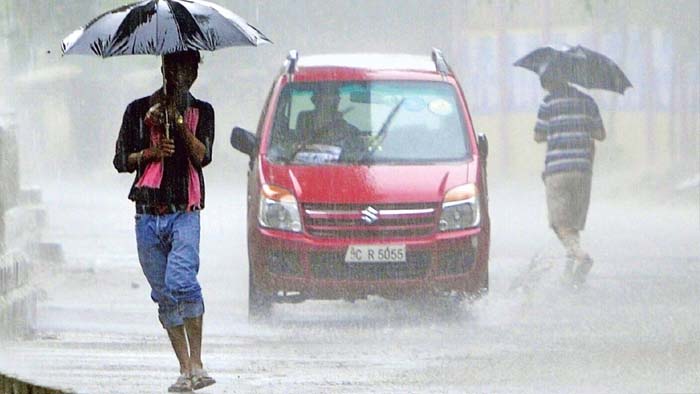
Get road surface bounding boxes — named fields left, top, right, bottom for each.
left=1, top=173, right=698, bottom=393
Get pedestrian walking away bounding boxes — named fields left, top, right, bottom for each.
left=534, top=75, right=606, bottom=286
left=113, top=50, right=216, bottom=392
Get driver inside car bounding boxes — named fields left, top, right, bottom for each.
left=296, top=85, right=365, bottom=155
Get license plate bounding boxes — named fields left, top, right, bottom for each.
left=345, top=245, right=406, bottom=263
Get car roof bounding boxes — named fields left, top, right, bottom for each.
left=282, top=52, right=454, bottom=82
left=298, top=54, right=440, bottom=72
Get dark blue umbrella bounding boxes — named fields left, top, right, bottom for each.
left=514, top=45, right=632, bottom=94
left=61, top=0, right=271, bottom=57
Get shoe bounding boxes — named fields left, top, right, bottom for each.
left=168, top=373, right=193, bottom=393
left=572, top=256, right=593, bottom=285
left=191, top=368, right=216, bottom=390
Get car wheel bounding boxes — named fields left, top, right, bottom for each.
left=463, top=269, right=489, bottom=304
left=248, top=267, right=272, bottom=321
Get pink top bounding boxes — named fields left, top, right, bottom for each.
left=136, top=108, right=202, bottom=211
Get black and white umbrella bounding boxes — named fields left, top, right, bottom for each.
left=61, top=0, right=271, bottom=138
left=61, top=0, right=271, bottom=57
left=514, top=45, right=632, bottom=94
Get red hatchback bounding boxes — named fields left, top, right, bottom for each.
left=231, top=50, right=490, bottom=318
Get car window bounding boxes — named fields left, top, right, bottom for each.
left=267, top=81, right=470, bottom=165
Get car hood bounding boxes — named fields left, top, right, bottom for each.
left=260, top=161, right=477, bottom=204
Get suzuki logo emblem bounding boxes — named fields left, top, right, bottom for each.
left=361, top=206, right=379, bottom=224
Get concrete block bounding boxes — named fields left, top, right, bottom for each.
left=27, top=242, right=64, bottom=265
left=17, top=188, right=42, bottom=205
left=0, top=374, right=71, bottom=394
left=3, top=206, right=46, bottom=252
left=0, top=283, right=39, bottom=338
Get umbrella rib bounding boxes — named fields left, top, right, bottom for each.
left=165, top=0, right=186, bottom=53
left=155, top=0, right=159, bottom=53
left=170, top=0, right=216, bottom=51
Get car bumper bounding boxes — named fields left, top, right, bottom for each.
left=250, top=227, right=488, bottom=299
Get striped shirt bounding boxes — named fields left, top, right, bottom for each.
left=534, top=85, right=605, bottom=176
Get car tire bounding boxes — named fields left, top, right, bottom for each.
left=248, top=267, right=272, bottom=321
left=463, top=268, right=489, bottom=304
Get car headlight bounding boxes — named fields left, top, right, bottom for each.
left=439, top=184, right=480, bottom=232
left=258, top=184, right=302, bottom=233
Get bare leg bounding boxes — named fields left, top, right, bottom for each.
left=554, top=227, right=592, bottom=284
left=184, top=316, right=203, bottom=369
left=185, top=316, right=216, bottom=389
left=166, top=325, right=191, bottom=375
left=554, top=227, right=586, bottom=261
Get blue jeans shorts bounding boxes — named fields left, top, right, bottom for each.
left=135, top=211, right=204, bottom=328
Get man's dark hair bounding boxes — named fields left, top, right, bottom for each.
left=311, top=84, right=341, bottom=104
left=163, top=50, right=201, bottom=67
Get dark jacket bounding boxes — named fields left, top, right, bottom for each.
left=113, top=93, right=214, bottom=209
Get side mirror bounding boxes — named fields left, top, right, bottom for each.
left=477, top=133, right=488, bottom=161
left=230, top=127, right=258, bottom=157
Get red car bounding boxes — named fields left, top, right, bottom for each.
left=231, top=49, right=490, bottom=318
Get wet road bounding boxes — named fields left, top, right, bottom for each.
left=1, top=175, right=698, bottom=393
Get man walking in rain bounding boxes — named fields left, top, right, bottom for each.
left=534, top=75, right=605, bottom=285
left=113, top=50, right=216, bottom=392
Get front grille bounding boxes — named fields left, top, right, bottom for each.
left=303, top=202, right=438, bottom=239
left=310, top=251, right=431, bottom=280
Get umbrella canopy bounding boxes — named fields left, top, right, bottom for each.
left=61, top=0, right=271, bottom=57
left=61, top=0, right=271, bottom=139
left=514, top=45, right=632, bottom=94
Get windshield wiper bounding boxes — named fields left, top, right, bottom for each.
left=359, top=98, right=405, bottom=164
left=377, top=98, right=405, bottom=141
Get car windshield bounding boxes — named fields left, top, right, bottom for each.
left=266, top=81, right=471, bottom=165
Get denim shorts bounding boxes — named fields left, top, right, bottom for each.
left=135, top=211, right=204, bottom=328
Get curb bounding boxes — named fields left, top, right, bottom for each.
left=1, top=194, right=69, bottom=393
left=0, top=373, right=72, bottom=394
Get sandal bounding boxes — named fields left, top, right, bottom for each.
left=168, top=373, right=193, bottom=393
left=191, top=368, right=216, bottom=390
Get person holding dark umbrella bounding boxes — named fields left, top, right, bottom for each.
left=533, top=74, right=605, bottom=285
left=515, top=45, right=630, bottom=286
left=63, top=1, right=270, bottom=390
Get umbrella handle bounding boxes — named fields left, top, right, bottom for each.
left=162, top=56, right=170, bottom=140
left=164, top=112, right=170, bottom=140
